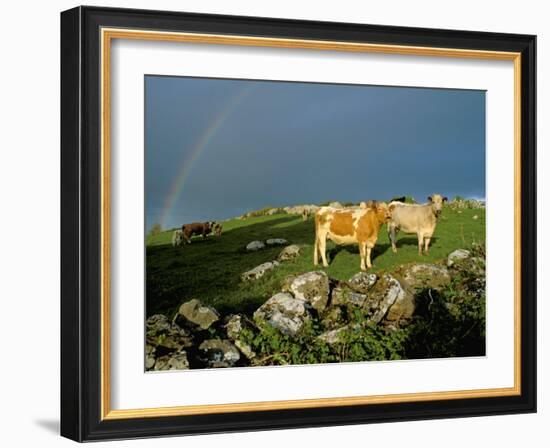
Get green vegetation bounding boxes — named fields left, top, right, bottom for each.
left=146, top=207, right=485, bottom=319
left=239, top=316, right=409, bottom=366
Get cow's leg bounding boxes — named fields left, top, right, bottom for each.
left=318, top=233, right=329, bottom=267
left=417, top=232, right=424, bottom=255
left=388, top=223, right=398, bottom=253
left=183, top=232, right=191, bottom=244
left=424, top=234, right=432, bottom=254
left=313, top=235, right=319, bottom=266
left=366, top=243, right=374, bottom=268
left=359, top=242, right=367, bottom=271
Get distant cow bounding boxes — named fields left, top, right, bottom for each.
left=212, top=222, right=223, bottom=237
left=387, top=194, right=448, bottom=255
left=172, top=229, right=184, bottom=247
left=181, top=221, right=216, bottom=244
left=390, top=196, right=407, bottom=203
left=314, top=202, right=393, bottom=271
left=359, top=200, right=375, bottom=209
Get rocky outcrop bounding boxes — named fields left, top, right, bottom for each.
left=317, top=326, right=351, bottom=345
left=224, top=314, right=255, bottom=359
left=241, top=261, right=280, bottom=281
left=447, top=249, right=471, bottom=267
left=245, top=239, right=289, bottom=252
left=398, top=263, right=451, bottom=290
left=331, top=287, right=368, bottom=307
left=266, top=238, right=288, bottom=246
left=347, top=272, right=378, bottom=292
left=246, top=240, right=266, bottom=251
left=369, top=275, right=414, bottom=324
left=146, top=314, right=193, bottom=351
left=278, top=244, right=302, bottom=262
left=145, top=344, right=157, bottom=369
left=287, top=271, right=330, bottom=312
left=153, top=350, right=190, bottom=371
left=198, top=339, right=241, bottom=368
left=254, top=292, right=311, bottom=336
left=177, top=299, right=219, bottom=330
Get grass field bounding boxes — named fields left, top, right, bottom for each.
left=146, top=207, right=485, bottom=319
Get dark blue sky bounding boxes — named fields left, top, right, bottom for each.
left=145, top=76, right=485, bottom=230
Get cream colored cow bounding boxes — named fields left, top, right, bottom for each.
left=387, top=193, right=448, bottom=255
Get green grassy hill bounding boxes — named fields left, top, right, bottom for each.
left=146, top=208, right=485, bottom=318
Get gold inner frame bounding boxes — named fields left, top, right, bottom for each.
left=100, top=28, right=522, bottom=420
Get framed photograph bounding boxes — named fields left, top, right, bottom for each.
left=60, top=6, right=536, bottom=441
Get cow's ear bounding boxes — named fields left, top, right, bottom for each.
left=389, top=203, right=397, bottom=212
left=428, top=196, right=433, bottom=203
left=443, top=196, right=448, bottom=202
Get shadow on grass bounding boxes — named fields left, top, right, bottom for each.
left=327, top=242, right=392, bottom=264
left=391, top=236, right=439, bottom=251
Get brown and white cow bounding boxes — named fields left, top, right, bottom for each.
left=181, top=221, right=216, bottom=244
left=212, top=222, right=223, bottom=237
left=387, top=193, right=448, bottom=255
left=314, top=202, right=393, bottom=271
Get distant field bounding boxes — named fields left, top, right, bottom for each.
left=146, top=208, right=485, bottom=318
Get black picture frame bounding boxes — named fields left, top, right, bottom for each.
left=61, top=5, right=536, bottom=442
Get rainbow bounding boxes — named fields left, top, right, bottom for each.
left=159, top=84, right=257, bottom=228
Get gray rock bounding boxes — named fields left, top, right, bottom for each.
left=177, top=299, right=219, bottom=330
left=347, top=272, right=378, bottom=292
left=331, top=287, right=368, bottom=307
left=367, top=275, right=414, bottom=324
left=399, top=263, right=451, bottom=290
left=234, top=340, right=256, bottom=360
left=145, top=314, right=193, bottom=351
left=254, top=292, right=310, bottom=336
left=241, top=261, right=280, bottom=281
left=225, top=314, right=245, bottom=340
left=246, top=240, right=266, bottom=251
left=153, top=350, right=190, bottom=371
left=224, top=315, right=256, bottom=359
left=381, top=275, right=415, bottom=323
left=317, top=326, right=349, bottom=345
left=266, top=238, right=288, bottom=246
left=145, top=344, right=156, bottom=370
left=288, top=271, right=330, bottom=312
left=317, top=324, right=363, bottom=345
left=146, top=314, right=172, bottom=334
left=447, top=249, right=471, bottom=267
left=278, top=244, right=302, bottom=262
left=199, top=339, right=240, bottom=368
